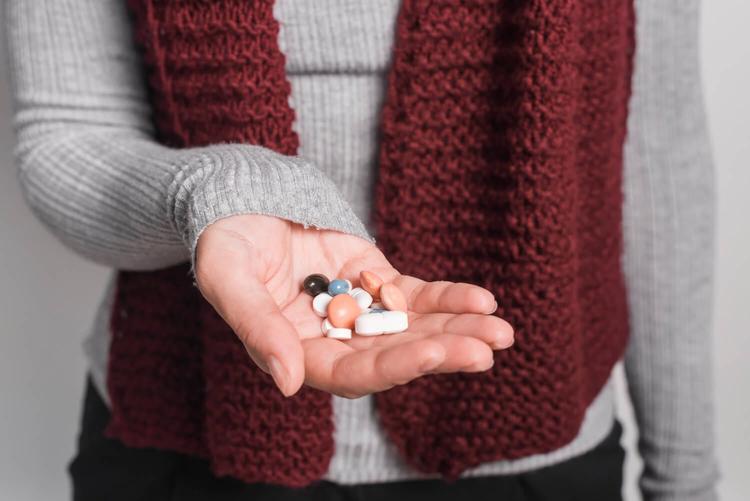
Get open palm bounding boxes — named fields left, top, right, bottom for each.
left=195, top=214, right=514, bottom=398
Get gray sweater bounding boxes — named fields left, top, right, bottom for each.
left=5, top=0, right=719, bottom=499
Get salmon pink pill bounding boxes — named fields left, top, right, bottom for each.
left=380, top=283, right=408, bottom=312
left=327, top=293, right=360, bottom=329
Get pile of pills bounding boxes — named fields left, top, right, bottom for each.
left=302, top=271, right=409, bottom=340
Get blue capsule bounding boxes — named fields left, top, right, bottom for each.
left=328, top=279, right=350, bottom=296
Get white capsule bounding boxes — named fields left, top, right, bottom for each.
left=312, top=292, right=333, bottom=317
left=321, top=318, right=333, bottom=335
left=349, top=288, right=373, bottom=310
left=354, top=310, right=408, bottom=336
left=326, top=327, right=352, bottom=340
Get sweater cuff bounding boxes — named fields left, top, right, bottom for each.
left=168, top=144, right=374, bottom=266
left=642, top=489, right=719, bottom=501
left=640, top=468, right=720, bottom=501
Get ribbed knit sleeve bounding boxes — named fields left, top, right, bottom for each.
left=4, top=0, right=371, bottom=271
left=622, top=1, right=719, bottom=500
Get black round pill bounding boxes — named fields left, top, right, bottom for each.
left=303, top=273, right=329, bottom=296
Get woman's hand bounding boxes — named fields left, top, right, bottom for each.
left=195, top=214, right=514, bottom=398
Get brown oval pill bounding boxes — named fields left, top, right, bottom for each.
left=380, top=283, right=408, bottom=312
left=359, top=270, right=384, bottom=298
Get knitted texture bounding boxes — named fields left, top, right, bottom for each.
left=107, top=0, right=634, bottom=485
left=372, top=0, right=634, bottom=477
left=107, top=0, right=334, bottom=487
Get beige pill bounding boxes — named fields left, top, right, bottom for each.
left=380, top=283, right=408, bottom=312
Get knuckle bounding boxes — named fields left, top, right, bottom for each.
left=234, top=318, right=261, bottom=353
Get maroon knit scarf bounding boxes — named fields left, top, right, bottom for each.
left=107, top=0, right=634, bottom=486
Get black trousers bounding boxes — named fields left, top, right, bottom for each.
left=70, top=377, right=624, bottom=501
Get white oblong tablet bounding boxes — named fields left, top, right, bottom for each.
left=355, top=310, right=408, bottom=336
left=354, top=312, right=384, bottom=336
left=381, top=310, right=408, bottom=334
left=326, top=328, right=352, bottom=340
left=321, top=318, right=333, bottom=335
left=312, top=292, right=333, bottom=317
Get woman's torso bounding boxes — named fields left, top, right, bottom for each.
left=85, top=0, right=617, bottom=484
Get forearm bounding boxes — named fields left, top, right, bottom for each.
left=15, top=123, right=187, bottom=269
left=17, top=128, right=367, bottom=267
left=6, top=0, right=370, bottom=270
left=622, top=1, right=719, bottom=500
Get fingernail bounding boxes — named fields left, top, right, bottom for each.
left=491, top=335, right=514, bottom=350
left=490, top=301, right=498, bottom=314
left=419, top=354, right=443, bottom=373
left=463, top=357, right=494, bottom=372
left=267, top=356, right=290, bottom=396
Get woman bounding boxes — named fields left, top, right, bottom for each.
left=5, top=0, right=718, bottom=500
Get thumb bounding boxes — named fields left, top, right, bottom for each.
left=198, top=269, right=305, bottom=397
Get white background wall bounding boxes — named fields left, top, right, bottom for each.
left=0, top=2, right=748, bottom=500
left=700, top=1, right=750, bottom=499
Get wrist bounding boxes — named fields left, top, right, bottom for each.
left=168, top=144, right=373, bottom=268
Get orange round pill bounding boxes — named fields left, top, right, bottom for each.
left=326, top=293, right=360, bottom=329
left=380, top=283, right=408, bottom=312
left=359, top=270, right=384, bottom=298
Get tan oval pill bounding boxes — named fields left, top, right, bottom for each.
left=359, top=270, right=384, bottom=298
left=380, top=283, right=408, bottom=312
